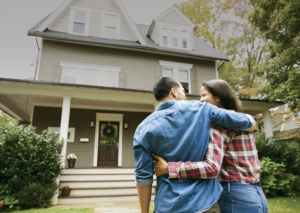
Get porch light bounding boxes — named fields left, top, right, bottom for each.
left=90, top=120, right=95, bottom=128
left=124, top=122, right=129, bottom=129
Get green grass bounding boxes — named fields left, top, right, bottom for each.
left=149, top=196, right=300, bottom=213
left=5, top=208, right=93, bottom=213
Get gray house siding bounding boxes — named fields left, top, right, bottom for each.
left=38, top=40, right=216, bottom=95
left=32, top=106, right=150, bottom=168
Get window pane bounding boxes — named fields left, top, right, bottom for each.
left=105, top=14, right=117, bottom=27
left=179, top=69, right=188, bottom=81
left=182, top=31, right=187, bottom=48
left=182, top=39, right=187, bottom=48
left=105, top=71, right=118, bottom=87
left=181, top=82, right=189, bottom=94
left=63, top=68, right=77, bottom=84
left=162, top=28, right=168, bottom=35
left=73, top=22, right=85, bottom=34
left=84, top=69, right=98, bottom=86
left=173, top=38, right=177, bottom=47
left=163, top=36, right=168, bottom=45
left=163, top=68, right=173, bottom=77
left=105, top=27, right=117, bottom=38
left=172, top=29, right=177, bottom=36
left=74, top=11, right=86, bottom=23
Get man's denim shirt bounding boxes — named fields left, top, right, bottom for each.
left=133, top=100, right=254, bottom=213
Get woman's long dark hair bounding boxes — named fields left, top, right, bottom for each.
left=202, top=80, right=243, bottom=112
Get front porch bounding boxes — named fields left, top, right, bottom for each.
left=0, top=78, right=281, bottom=205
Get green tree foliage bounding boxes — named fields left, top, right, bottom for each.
left=249, top=0, right=300, bottom=112
left=0, top=125, right=63, bottom=210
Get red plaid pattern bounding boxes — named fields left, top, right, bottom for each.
left=168, top=124, right=261, bottom=184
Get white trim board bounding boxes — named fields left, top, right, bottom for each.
left=93, top=113, right=124, bottom=167
left=35, top=38, right=43, bottom=81
left=68, top=6, right=91, bottom=36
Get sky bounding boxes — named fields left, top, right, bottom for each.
left=0, top=0, right=182, bottom=80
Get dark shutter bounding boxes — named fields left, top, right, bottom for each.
left=156, top=65, right=163, bottom=82
left=118, top=72, right=126, bottom=88
left=190, top=69, right=198, bottom=94
left=53, top=65, right=62, bottom=82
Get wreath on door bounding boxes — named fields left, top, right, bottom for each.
left=103, top=125, right=115, bottom=137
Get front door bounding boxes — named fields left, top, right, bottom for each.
left=97, top=121, right=119, bottom=166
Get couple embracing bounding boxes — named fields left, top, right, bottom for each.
left=133, top=77, right=268, bottom=213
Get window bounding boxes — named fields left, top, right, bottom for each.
left=73, top=10, right=86, bottom=34
left=160, top=61, right=193, bottom=94
left=182, top=31, right=187, bottom=48
left=172, top=29, right=178, bottom=47
left=48, top=127, right=75, bottom=142
left=162, top=27, right=168, bottom=45
left=60, top=62, right=121, bottom=87
left=69, top=7, right=90, bottom=36
left=293, top=112, right=300, bottom=120
left=105, top=14, right=117, bottom=38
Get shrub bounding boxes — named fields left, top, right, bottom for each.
left=0, top=124, right=63, bottom=210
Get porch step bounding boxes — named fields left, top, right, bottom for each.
left=58, top=169, right=156, bottom=204
left=59, top=186, right=156, bottom=196
left=57, top=194, right=156, bottom=205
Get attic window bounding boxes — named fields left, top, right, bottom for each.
left=162, top=27, right=168, bottom=45
left=182, top=31, right=187, bottom=48
left=172, top=29, right=178, bottom=47
left=73, top=11, right=86, bottom=34
left=105, top=14, right=118, bottom=38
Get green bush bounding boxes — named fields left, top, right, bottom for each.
left=0, top=124, right=63, bottom=211
left=256, top=134, right=300, bottom=196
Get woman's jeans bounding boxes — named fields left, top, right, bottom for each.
left=218, top=182, right=268, bottom=213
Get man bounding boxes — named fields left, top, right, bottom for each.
left=133, top=77, right=256, bottom=213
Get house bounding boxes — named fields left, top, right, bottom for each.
left=0, top=0, right=280, bottom=205
left=271, top=104, right=300, bottom=137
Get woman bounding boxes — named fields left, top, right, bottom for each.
left=153, top=79, right=268, bottom=213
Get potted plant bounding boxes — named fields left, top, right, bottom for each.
left=61, top=185, right=71, bottom=196
left=67, top=153, right=77, bottom=168
left=17, top=119, right=31, bottom=127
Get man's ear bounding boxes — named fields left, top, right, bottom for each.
left=170, top=87, right=177, bottom=98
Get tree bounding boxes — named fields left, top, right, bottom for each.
left=221, top=0, right=269, bottom=91
left=249, top=0, right=300, bottom=112
left=0, top=110, right=15, bottom=126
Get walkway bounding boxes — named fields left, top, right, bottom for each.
left=49, top=201, right=154, bottom=213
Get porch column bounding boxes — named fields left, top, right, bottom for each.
left=153, top=103, right=159, bottom=112
left=60, top=96, right=71, bottom=167
left=263, top=110, right=273, bottom=138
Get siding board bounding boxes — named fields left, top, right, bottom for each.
left=160, top=11, right=189, bottom=26
left=49, top=9, right=70, bottom=33
left=33, top=106, right=150, bottom=168
left=39, top=40, right=216, bottom=95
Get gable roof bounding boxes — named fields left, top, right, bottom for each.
left=36, top=0, right=147, bottom=46
left=147, top=5, right=196, bottom=37
left=28, top=21, right=229, bottom=61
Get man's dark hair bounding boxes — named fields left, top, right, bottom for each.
left=153, top=77, right=180, bottom=101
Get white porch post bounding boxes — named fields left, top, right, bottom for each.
left=263, top=110, right=273, bottom=138
left=60, top=96, right=72, bottom=167
left=51, top=96, right=71, bottom=206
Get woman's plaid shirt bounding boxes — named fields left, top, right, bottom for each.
left=168, top=124, right=261, bottom=183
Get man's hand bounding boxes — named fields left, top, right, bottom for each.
left=152, top=154, right=169, bottom=176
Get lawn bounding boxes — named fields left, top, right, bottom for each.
left=3, top=208, right=93, bottom=213
left=149, top=196, right=300, bottom=213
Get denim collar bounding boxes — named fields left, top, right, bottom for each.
left=156, top=100, right=177, bottom=111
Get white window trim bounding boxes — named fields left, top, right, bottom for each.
left=93, top=113, right=124, bottom=167
left=59, top=61, right=122, bottom=87
left=68, top=6, right=91, bottom=36
left=101, top=11, right=121, bottom=40
left=157, top=22, right=193, bottom=51
left=159, top=60, right=193, bottom=93
left=48, top=127, right=75, bottom=142
left=292, top=111, right=300, bottom=121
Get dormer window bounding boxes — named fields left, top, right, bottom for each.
left=101, top=12, right=121, bottom=39
left=162, top=27, right=168, bottom=45
left=105, top=14, right=118, bottom=38
left=73, top=11, right=86, bottom=34
left=172, top=28, right=178, bottom=47
left=69, top=7, right=90, bottom=36
left=182, top=31, right=187, bottom=48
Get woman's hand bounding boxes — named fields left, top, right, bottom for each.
left=152, top=154, right=169, bottom=176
